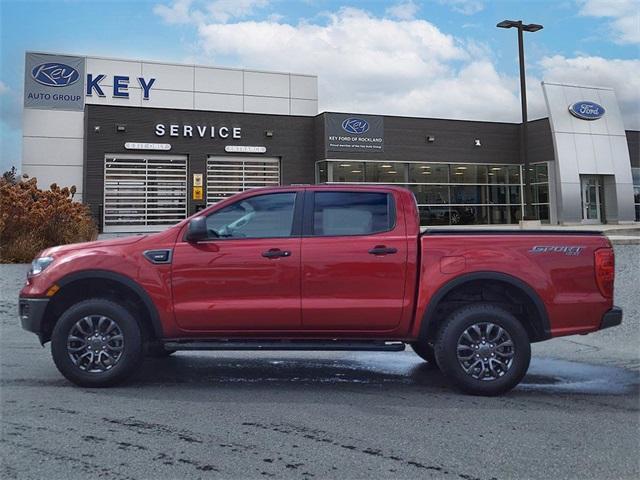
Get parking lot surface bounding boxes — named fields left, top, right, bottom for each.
left=1, top=245, right=639, bottom=480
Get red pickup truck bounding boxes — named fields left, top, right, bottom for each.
left=19, top=185, right=621, bottom=395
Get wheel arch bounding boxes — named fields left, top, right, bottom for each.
left=41, top=270, right=164, bottom=344
left=420, top=271, right=551, bottom=343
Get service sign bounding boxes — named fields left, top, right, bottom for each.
left=225, top=145, right=265, bottom=153
left=24, top=53, right=85, bottom=110
left=326, top=113, right=384, bottom=152
left=124, top=142, right=171, bottom=151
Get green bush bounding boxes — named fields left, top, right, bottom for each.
left=0, top=169, right=98, bottom=263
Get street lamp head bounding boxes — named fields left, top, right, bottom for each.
left=523, top=23, right=544, bottom=32
left=497, top=20, right=544, bottom=32
left=497, top=20, right=519, bottom=29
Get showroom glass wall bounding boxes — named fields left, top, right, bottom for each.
left=316, top=160, right=550, bottom=225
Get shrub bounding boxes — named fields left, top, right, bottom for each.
left=0, top=171, right=98, bottom=263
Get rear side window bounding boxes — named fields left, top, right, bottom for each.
left=312, top=192, right=394, bottom=236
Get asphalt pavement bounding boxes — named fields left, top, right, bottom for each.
left=1, top=245, right=639, bottom=480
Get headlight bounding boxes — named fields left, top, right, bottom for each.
left=29, top=256, right=54, bottom=276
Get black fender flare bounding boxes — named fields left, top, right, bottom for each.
left=54, top=269, right=164, bottom=338
left=419, top=271, right=550, bottom=342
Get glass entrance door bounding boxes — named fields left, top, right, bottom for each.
left=581, top=175, right=601, bottom=223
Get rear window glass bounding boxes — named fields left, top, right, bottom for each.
left=312, top=192, right=393, bottom=236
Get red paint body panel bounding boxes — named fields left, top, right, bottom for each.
left=20, top=185, right=614, bottom=342
left=171, top=237, right=302, bottom=331
left=19, top=227, right=183, bottom=337
left=414, top=234, right=612, bottom=339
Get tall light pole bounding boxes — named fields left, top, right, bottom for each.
left=497, top=20, right=543, bottom=221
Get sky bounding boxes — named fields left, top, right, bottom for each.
left=1, top=0, right=639, bottom=172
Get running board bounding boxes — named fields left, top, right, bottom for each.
left=162, top=339, right=406, bottom=352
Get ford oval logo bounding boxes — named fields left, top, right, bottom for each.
left=342, top=117, right=369, bottom=135
left=31, top=62, right=80, bottom=87
left=568, top=101, right=605, bottom=120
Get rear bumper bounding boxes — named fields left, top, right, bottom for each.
left=19, top=297, right=49, bottom=335
left=600, top=306, right=622, bottom=330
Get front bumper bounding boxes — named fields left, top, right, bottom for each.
left=600, top=306, right=622, bottom=330
left=19, top=297, right=49, bottom=335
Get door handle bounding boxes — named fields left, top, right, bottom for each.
left=368, top=245, right=398, bottom=255
left=262, top=248, right=291, bottom=258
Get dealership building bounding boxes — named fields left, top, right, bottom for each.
left=22, top=52, right=640, bottom=232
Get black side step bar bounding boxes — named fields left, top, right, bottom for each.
left=162, top=340, right=406, bottom=352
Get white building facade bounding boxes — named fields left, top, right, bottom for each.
left=22, top=51, right=318, bottom=203
left=21, top=52, right=639, bottom=231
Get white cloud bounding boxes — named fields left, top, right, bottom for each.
left=0, top=81, right=9, bottom=95
left=385, top=1, right=419, bottom=20
left=153, top=0, right=269, bottom=24
left=437, top=0, right=484, bottom=15
left=153, top=0, right=196, bottom=24
left=154, top=2, right=640, bottom=129
left=539, top=55, right=640, bottom=128
left=206, top=0, right=269, bottom=23
left=578, top=0, right=640, bottom=44
left=193, top=7, right=525, bottom=122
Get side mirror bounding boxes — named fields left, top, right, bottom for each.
left=185, top=216, right=208, bottom=242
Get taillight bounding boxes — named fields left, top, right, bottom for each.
left=594, top=248, right=614, bottom=298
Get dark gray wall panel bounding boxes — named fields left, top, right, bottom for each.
left=626, top=130, right=639, bottom=168
left=322, top=114, right=524, bottom=165
left=527, top=118, right=555, bottom=164
left=85, top=105, right=317, bottom=221
left=83, top=106, right=565, bottom=230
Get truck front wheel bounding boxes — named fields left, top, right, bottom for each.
left=51, top=298, right=143, bottom=387
left=434, top=304, right=531, bottom=396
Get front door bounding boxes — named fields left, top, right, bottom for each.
left=581, top=175, right=601, bottom=224
left=172, top=191, right=302, bottom=332
left=301, top=190, right=408, bottom=331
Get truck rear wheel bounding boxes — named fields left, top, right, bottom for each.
left=51, top=298, right=143, bottom=387
left=434, top=304, right=530, bottom=396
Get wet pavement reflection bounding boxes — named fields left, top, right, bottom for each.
left=137, top=351, right=639, bottom=396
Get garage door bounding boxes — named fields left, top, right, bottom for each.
left=206, top=156, right=280, bottom=206
left=103, top=154, right=188, bottom=233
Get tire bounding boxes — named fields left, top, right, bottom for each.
left=410, top=342, right=438, bottom=368
left=434, top=304, right=531, bottom=396
left=146, top=344, right=176, bottom=358
left=51, top=298, right=143, bottom=387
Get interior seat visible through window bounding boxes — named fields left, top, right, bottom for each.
left=311, top=192, right=393, bottom=236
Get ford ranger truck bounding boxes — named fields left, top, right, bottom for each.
left=19, top=185, right=622, bottom=395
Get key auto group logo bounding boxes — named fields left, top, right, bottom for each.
left=31, top=62, right=80, bottom=87
left=341, top=117, right=370, bottom=135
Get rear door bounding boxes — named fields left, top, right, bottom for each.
left=301, top=190, right=408, bottom=331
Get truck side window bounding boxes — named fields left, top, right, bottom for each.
left=312, top=192, right=393, bottom=236
left=206, top=193, right=296, bottom=239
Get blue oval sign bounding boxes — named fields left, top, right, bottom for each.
left=568, top=101, right=605, bottom=120
left=31, top=62, right=80, bottom=87
left=342, top=117, right=370, bottom=135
